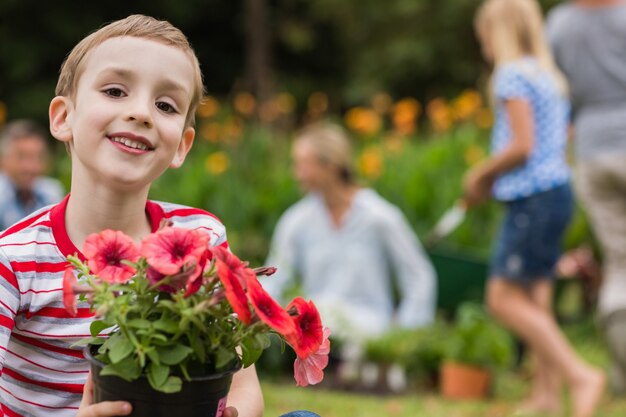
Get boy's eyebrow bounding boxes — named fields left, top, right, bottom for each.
left=98, top=67, right=191, bottom=97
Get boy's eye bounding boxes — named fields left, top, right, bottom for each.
left=156, top=101, right=177, bottom=114
left=103, top=88, right=125, bottom=98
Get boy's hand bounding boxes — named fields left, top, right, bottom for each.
left=223, top=407, right=238, bottom=417
left=77, top=373, right=132, bottom=417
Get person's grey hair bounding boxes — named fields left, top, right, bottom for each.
left=0, top=119, right=49, bottom=156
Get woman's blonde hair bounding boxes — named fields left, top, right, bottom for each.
left=475, top=0, right=568, bottom=95
left=295, top=122, right=356, bottom=184
left=55, top=14, right=204, bottom=127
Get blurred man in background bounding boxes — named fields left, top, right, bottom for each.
left=0, top=120, right=64, bottom=231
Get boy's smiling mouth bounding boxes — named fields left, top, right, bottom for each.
left=107, top=133, right=154, bottom=153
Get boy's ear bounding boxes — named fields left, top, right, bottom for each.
left=49, top=96, right=73, bottom=143
left=170, top=127, right=195, bottom=168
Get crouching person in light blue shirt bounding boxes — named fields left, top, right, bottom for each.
left=262, top=122, right=437, bottom=387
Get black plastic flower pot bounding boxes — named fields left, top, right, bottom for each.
left=84, top=346, right=241, bottom=417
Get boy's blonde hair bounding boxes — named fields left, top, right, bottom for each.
left=475, top=0, right=568, bottom=96
left=295, top=122, right=355, bottom=184
left=55, top=14, right=204, bottom=126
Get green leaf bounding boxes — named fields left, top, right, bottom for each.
left=152, top=318, right=179, bottom=334
left=215, top=347, right=237, bottom=369
left=241, top=346, right=262, bottom=368
left=106, top=333, right=134, bottom=364
left=147, top=362, right=169, bottom=389
left=190, top=334, right=206, bottom=363
left=157, top=376, right=183, bottom=394
left=90, top=320, right=110, bottom=337
left=71, top=336, right=105, bottom=348
left=157, top=345, right=193, bottom=365
left=100, top=356, right=141, bottom=381
left=127, top=319, right=151, bottom=329
left=146, top=348, right=160, bottom=365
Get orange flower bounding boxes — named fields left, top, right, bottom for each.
left=452, top=90, right=482, bottom=121
left=197, top=96, right=220, bottom=119
left=234, top=92, right=256, bottom=117
left=344, top=107, right=382, bottom=136
left=392, top=98, right=421, bottom=136
left=274, top=92, right=296, bottom=114
left=426, top=98, right=453, bottom=133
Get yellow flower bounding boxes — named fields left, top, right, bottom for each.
left=344, top=107, right=382, bottom=136
left=464, top=144, right=486, bottom=166
left=274, top=92, right=296, bottom=114
left=474, top=107, right=494, bottom=129
left=197, top=96, right=220, bottom=119
left=233, top=92, right=256, bottom=117
left=426, top=98, right=453, bottom=133
left=451, top=89, right=482, bottom=121
left=200, top=122, right=221, bottom=143
left=205, top=151, right=230, bottom=175
left=358, top=146, right=383, bottom=179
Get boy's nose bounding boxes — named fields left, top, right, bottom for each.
left=125, top=100, right=153, bottom=128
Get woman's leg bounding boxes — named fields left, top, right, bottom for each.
left=520, top=279, right=561, bottom=412
left=487, top=278, right=605, bottom=417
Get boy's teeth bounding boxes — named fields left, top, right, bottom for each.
left=110, top=137, right=149, bottom=150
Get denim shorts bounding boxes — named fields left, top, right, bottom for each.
left=490, top=183, right=573, bottom=284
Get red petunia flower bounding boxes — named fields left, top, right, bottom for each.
left=286, top=297, right=324, bottom=359
left=83, top=230, right=140, bottom=283
left=294, top=327, right=331, bottom=387
left=63, top=265, right=78, bottom=316
left=146, top=249, right=209, bottom=297
left=212, top=246, right=252, bottom=324
left=140, top=227, right=209, bottom=282
left=246, top=274, right=296, bottom=338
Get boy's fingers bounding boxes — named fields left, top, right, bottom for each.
left=79, top=373, right=132, bottom=416
left=223, top=406, right=239, bottom=417
left=79, top=402, right=132, bottom=417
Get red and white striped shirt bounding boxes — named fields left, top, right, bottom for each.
left=0, top=195, right=228, bottom=417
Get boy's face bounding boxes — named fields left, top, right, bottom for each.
left=50, top=37, right=196, bottom=191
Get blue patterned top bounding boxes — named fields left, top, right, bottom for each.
left=490, top=57, right=570, bottom=201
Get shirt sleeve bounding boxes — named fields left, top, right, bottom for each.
left=494, top=65, right=532, bottom=102
left=261, top=212, right=299, bottom=305
left=0, top=248, right=19, bottom=367
left=380, top=207, right=437, bottom=328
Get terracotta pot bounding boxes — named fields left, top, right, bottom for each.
left=85, top=346, right=241, bottom=417
left=439, top=361, right=490, bottom=399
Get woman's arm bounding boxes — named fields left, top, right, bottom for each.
left=464, top=98, right=534, bottom=205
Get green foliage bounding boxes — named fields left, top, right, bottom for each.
left=365, top=302, right=513, bottom=379
left=443, top=302, right=513, bottom=369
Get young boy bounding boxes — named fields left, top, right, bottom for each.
left=0, top=15, right=263, bottom=417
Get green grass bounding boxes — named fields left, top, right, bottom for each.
left=261, top=320, right=626, bottom=417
